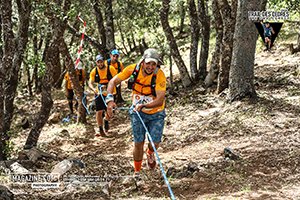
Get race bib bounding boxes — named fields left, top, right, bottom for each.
left=133, top=94, right=153, bottom=106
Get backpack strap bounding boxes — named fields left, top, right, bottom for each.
left=95, top=67, right=100, bottom=83
left=151, top=67, right=159, bottom=97
left=117, top=61, right=121, bottom=73
left=107, top=58, right=121, bottom=73
left=107, top=65, right=112, bottom=81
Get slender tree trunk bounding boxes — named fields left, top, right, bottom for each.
left=24, top=58, right=33, bottom=96
left=116, top=20, right=128, bottom=55
left=205, top=0, right=223, bottom=87
left=33, top=33, right=45, bottom=94
left=0, top=13, right=3, bottom=137
left=138, top=38, right=148, bottom=55
left=188, top=0, right=200, bottom=81
left=24, top=44, right=54, bottom=149
left=0, top=0, right=12, bottom=159
left=51, top=47, right=62, bottom=87
left=93, top=0, right=106, bottom=47
left=127, top=36, right=133, bottom=51
left=25, top=0, right=72, bottom=149
left=160, top=0, right=192, bottom=87
left=216, top=0, right=237, bottom=93
left=3, top=0, right=31, bottom=137
left=229, top=0, right=266, bottom=101
left=130, top=31, right=137, bottom=51
left=178, top=1, right=186, bottom=36
left=198, top=0, right=210, bottom=80
left=105, top=0, right=115, bottom=50
left=32, top=18, right=39, bottom=93
left=169, top=55, right=174, bottom=94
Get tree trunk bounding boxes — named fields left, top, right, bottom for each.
left=105, top=0, right=115, bottom=50
left=228, top=0, right=265, bottom=101
left=177, top=1, right=186, bottom=36
left=169, top=54, right=174, bottom=94
left=198, top=0, right=210, bottom=81
left=116, top=20, right=128, bottom=55
left=188, top=0, right=200, bottom=81
left=130, top=31, right=137, bottom=52
left=25, top=59, right=33, bottom=96
left=0, top=0, right=13, bottom=160
left=0, top=0, right=15, bottom=139
left=160, top=0, right=192, bottom=87
left=24, top=0, right=71, bottom=149
left=138, top=38, right=148, bottom=56
left=24, top=67, right=53, bottom=149
left=93, top=0, right=106, bottom=47
left=33, top=33, right=45, bottom=94
left=216, top=0, right=237, bottom=93
left=51, top=47, right=62, bottom=87
left=0, top=0, right=31, bottom=160
left=205, top=0, right=223, bottom=87
left=127, top=36, right=133, bottom=52
left=4, top=0, right=31, bottom=132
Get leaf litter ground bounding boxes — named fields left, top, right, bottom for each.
left=5, top=43, right=300, bottom=200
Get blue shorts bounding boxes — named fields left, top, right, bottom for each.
left=129, top=110, right=166, bottom=143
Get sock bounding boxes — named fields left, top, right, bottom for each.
left=134, top=160, right=142, bottom=172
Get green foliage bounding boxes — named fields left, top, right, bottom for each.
left=3, top=131, right=15, bottom=159
left=268, top=0, right=300, bottom=20
left=268, top=0, right=300, bottom=12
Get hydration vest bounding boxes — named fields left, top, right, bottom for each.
left=94, top=66, right=112, bottom=84
left=127, top=64, right=159, bottom=97
left=107, top=59, right=121, bottom=73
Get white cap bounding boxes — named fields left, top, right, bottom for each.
left=143, top=48, right=163, bottom=65
left=144, top=57, right=158, bottom=64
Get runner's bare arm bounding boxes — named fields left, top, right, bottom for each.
left=106, top=76, right=123, bottom=118
left=107, top=76, right=122, bottom=95
left=88, top=79, right=97, bottom=95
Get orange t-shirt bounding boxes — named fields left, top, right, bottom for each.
left=64, top=69, right=86, bottom=90
left=104, top=60, right=124, bottom=73
left=89, top=66, right=117, bottom=95
left=117, top=64, right=166, bottom=114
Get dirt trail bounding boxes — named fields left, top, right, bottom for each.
left=5, top=44, right=300, bottom=199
